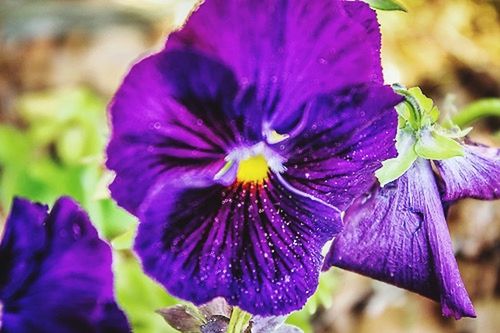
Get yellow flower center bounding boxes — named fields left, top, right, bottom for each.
left=236, top=154, right=269, bottom=183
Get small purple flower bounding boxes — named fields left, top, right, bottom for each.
left=0, top=197, right=130, bottom=333
left=107, top=0, right=400, bottom=315
left=325, top=87, right=499, bottom=319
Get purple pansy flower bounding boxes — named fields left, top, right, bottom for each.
left=0, top=197, right=130, bottom=333
left=325, top=87, right=499, bottom=319
left=107, top=0, right=401, bottom=315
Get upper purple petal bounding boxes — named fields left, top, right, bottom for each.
left=325, top=159, right=476, bottom=319
left=279, top=84, right=400, bottom=210
left=0, top=197, right=130, bottom=333
left=168, top=0, right=383, bottom=125
left=107, top=50, right=240, bottom=214
left=434, top=141, right=500, bottom=201
left=134, top=173, right=341, bottom=316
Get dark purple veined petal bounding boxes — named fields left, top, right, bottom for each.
left=134, top=173, right=341, bottom=316
left=0, top=199, right=47, bottom=301
left=0, top=197, right=130, bottom=333
left=168, top=0, right=383, bottom=128
left=280, top=84, right=400, bottom=210
left=107, top=49, right=242, bottom=215
left=324, top=159, right=476, bottom=319
left=434, top=141, right=500, bottom=201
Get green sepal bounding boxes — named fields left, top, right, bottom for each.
left=364, top=0, right=407, bottom=12
left=408, top=87, right=439, bottom=122
left=376, top=129, right=418, bottom=187
left=435, top=125, right=473, bottom=139
left=415, top=129, right=464, bottom=160
left=396, top=102, right=419, bottom=130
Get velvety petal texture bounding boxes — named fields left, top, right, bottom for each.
left=280, top=85, right=400, bottom=210
left=0, top=197, right=130, bottom=333
left=168, top=0, right=384, bottom=120
left=434, top=141, right=500, bottom=201
left=135, top=173, right=341, bottom=315
left=107, top=50, right=238, bottom=214
left=325, top=159, right=476, bottom=319
left=108, top=0, right=399, bottom=315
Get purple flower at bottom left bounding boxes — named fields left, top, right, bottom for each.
left=0, top=197, right=130, bottom=333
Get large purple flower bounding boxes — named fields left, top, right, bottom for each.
left=325, top=87, right=500, bottom=319
left=107, top=0, right=400, bottom=315
left=0, top=197, right=130, bottom=333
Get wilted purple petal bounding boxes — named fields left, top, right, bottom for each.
left=135, top=173, right=341, bottom=316
left=325, top=159, right=476, bottom=319
left=0, top=197, right=130, bottom=333
left=434, top=141, right=500, bottom=201
left=156, top=305, right=202, bottom=332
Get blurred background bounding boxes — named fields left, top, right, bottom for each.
left=0, top=0, right=498, bottom=332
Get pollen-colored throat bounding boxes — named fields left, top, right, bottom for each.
left=236, top=154, right=269, bottom=183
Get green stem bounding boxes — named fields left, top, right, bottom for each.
left=227, top=307, right=252, bottom=333
left=451, top=98, right=500, bottom=128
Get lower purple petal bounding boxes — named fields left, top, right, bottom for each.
left=434, top=141, right=500, bottom=201
left=325, top=159, right=476, bottom=319
left=135, top=174, right=341, bottom=316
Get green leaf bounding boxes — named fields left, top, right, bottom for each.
left=111, top=227, right=136, bottom=250
left=415, top=129, right=464, bottom=160
left=364, top=0, right=407, bottom=12
left=376, top=130, right=418, bottom=187
left=286, top=271, right=337, bottom=332
left=114, top=251, right=179, bottom=333
left=0, top=125, right=31, bottom=165
left=57, top=126, right=87, bottom=165
left=227, top=307, right=251, bottom=333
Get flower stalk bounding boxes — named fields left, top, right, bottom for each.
left=451, top=98, right=500, bottom=128
left=227, top=307, right=252, bottom=333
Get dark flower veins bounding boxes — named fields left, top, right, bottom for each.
left=107, top=0, right=400, bottom=315
left=0, top=197, right=130, bottom=333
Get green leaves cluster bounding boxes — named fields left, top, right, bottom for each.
left=376, top=86, right=470, bottom=186
left=0, top=87, right=132, bottom=238
left=363, top=0, right=407, bottom=12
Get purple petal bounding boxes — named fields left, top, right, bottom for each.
left=107, top=50, right=240, bottom=214
left=280, top=84, right=400, bottom=210
left=342, top=0, right=382, bottom=71
left=134, top=174, right=341, bottom=316
left=0, top=197, right=130, bottom=333
left=325, top=159, right=476, bottom=319
left=168, top=0, right=383, bottom=123
left=0, top=198, right=48, bottom=301
left=434, top=141, right=500, bottom=201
